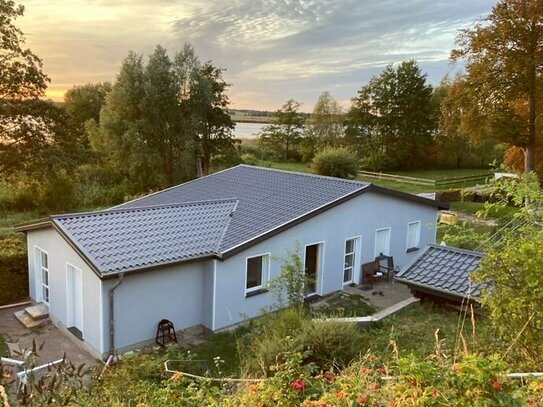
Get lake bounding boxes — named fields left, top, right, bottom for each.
left=233, top=122, right=268, bottom=139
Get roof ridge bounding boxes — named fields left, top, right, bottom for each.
left=111, top=165, right=242, bottom=209
left=236, top=164, right=368, bottom=186
left=428, top=243, right=485, bottom=257
left=52, top=198, right=239, bottom=219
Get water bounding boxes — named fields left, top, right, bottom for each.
left=233, top=122, right=268, bottom=139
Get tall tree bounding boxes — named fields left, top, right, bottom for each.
left=346, top=60, right=435, bottom=169
left=0, top=0, right=77, bottom=177
left=452, top=0, right=543, bottom=172
left=259, top=99, right=304, bottom=160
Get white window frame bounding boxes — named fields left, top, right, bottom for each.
left=343, top=236, right=361, bottom=285
left=406, top=221, right=421, bottom=252
left=34, top=246, right=49, bottom=305
left=374, top=227, right=391, bottom=258
left=244, top=253, right=271, bottom=296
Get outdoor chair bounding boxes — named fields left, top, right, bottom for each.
left=361, top=255, right=395, bottom=287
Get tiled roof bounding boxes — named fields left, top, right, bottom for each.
left=52, top=199, right=238, bottom=274
left=396, top=244, right=484, bottom=299
left=117, top=165, right=370, bottom=252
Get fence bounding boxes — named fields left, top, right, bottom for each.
left=358, top=171, right=493, bottom=189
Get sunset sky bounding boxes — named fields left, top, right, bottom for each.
left=19, top=0, right=495, bottom=111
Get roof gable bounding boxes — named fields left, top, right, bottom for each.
left=52, top=199, right=237, bottom=275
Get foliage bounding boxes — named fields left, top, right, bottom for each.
left=258, top=99, right=305, bottom=160
left=472, top=172, right=543, bottom=369
left=302, top=92, right=344, bottom=162
left=267, top=243, right=308, bottom=307
left=346, top=60, right=436, bottom=170
left=0, top=234, right=28, bottom=305
left=437, top=222, right=492, bottom=251
left=452, top=0, right=543, bottom=172
left=311, top=147, right=358, bottom=179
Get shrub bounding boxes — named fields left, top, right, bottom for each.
left=0, top=235, right=28, bottom=305
left=311, top=147, right=358, bottom=179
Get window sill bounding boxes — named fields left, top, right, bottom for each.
left=406, top=247, right=420, bottom=253
left=245, top=288, right=268, bottom=298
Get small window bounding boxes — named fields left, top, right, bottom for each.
left=374, top=228, right=391, bottom=258
left=246, top=254, right=269, bottom=295
left=406, top=221, right=421, bottom=251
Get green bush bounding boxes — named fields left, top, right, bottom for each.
left=311, top=147, right=358, bottom=179
left=0, top=235, right=28, bottom=305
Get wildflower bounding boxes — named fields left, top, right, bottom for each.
left=358, top=395, right=367, bottom=405
left=290, top=378, right=306, bottom=391
left=431, top=388, right=438, bottom=398
left=491, top=380, right=502, bottom=391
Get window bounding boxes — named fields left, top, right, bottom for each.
left=245, top=254, right=270, bottom=296
left=406, top=221, right=421, bottom=251
left=35, top=247, right=49, bottom=304
left=374, top=228, right=391, bottom=258
left=343, top=238, right=359, bottom=284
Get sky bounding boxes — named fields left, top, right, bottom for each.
left=19, top=0, right=496, bottom=111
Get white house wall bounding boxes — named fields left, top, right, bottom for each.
left=26, top=228, right=103, bottom=358
left=101, top=260, right=212, bottom=355
left=213, top=191, right=438, bottom=329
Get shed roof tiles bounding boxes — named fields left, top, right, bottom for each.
left=396, top=244, right=484, bottom=300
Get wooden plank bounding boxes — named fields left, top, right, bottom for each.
left=358, top=171, right=435, bottom=186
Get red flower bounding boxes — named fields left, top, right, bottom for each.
left=431, top=388, right=438, bottom=398
left=375, top=367, right=386, bottom=375
left=491, top=380, right=502, bottom=391
left=290, top=378, right=306, bottom=391
left=323, top=371, right=336, bottom=383
left=358, top=395, right=367, bottom=405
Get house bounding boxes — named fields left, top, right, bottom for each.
left=396, top=244, right=484, bottom=303
left=15, top=165, right=447, bottom=359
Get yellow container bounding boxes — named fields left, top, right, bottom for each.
left=439, top=211, right=458, bottom=225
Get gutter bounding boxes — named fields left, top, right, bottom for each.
left=109, top=273, right=124, bottom=358
left=395, top=277, right=479, bottom=302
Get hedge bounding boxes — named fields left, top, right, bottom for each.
left=0, top=235, right=29, bottom=306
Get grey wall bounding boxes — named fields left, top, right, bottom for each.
left=213, top=191, right=438, bottom=329
left=26, top=228, right=103, bottom=358
left=101, top=260, right=214, bottom=353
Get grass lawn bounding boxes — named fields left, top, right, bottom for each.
left=449, top=201, right=519, bottom=219
left=258, top=160, right=312, bottom=173
left=182, top=303, right=500, bottom=376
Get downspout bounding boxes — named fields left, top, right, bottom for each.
left=109, top=273, right=124, bottom=358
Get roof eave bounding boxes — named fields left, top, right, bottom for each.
left=13, top=218, right=52, bottom=232
left=395, top=278, right=479, bottom=302
left=367, top=184, right=449, bottom=210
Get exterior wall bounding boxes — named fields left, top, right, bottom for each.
left=26, top=228, right=103, bottom=358
left=213, top=191, right=438, bottom=329
left=101, top=260, right=214, bottom=356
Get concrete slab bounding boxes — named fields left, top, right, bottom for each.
left=345, top=281, right=412, bottom=310
left=0, top=305, right=97, bottom=372
left=25, top=304, right=49, bottom=320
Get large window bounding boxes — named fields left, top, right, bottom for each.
left=245, top=254, right=270, bottom=295
left=374, top=227, right=391, bottom=258
left=343, top=237, right=359, bottom=284
left=35, top=247, right=49, bottom=304
left=406, top=221, right=421, bottom=251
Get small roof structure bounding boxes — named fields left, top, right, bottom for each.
left=15, top=165, right=448, bottom=278
left=396, top=244, right=484, bottom=301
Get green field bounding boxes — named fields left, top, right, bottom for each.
left=230, top=114, right=273, bottom=124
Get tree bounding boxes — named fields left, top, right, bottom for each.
left=0, top=0, right=79, bottom=178
left=258, top=99, right=304, bottom=160
left=345, top=61, right=436, bottom=169
left=64, top=82, right=111, bottom=136
left=472, top=172, right=543, bottom=368
left=452, top=0, right=543, bottom=173
left=302, top=92, right=344, bottom=161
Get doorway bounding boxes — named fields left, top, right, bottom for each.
left=304, top=243, right=322, bottom=295
left=66, top=264, right=84, bottom=340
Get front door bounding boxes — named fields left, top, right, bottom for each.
left=67, top=264, right=84, bottom=339
left=304, top=244, right=320, bottom=295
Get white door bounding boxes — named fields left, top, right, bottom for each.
left=67, top=264, right=84, bottom=336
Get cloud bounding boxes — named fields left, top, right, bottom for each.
left=19, top=0, right=494, bottom=110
